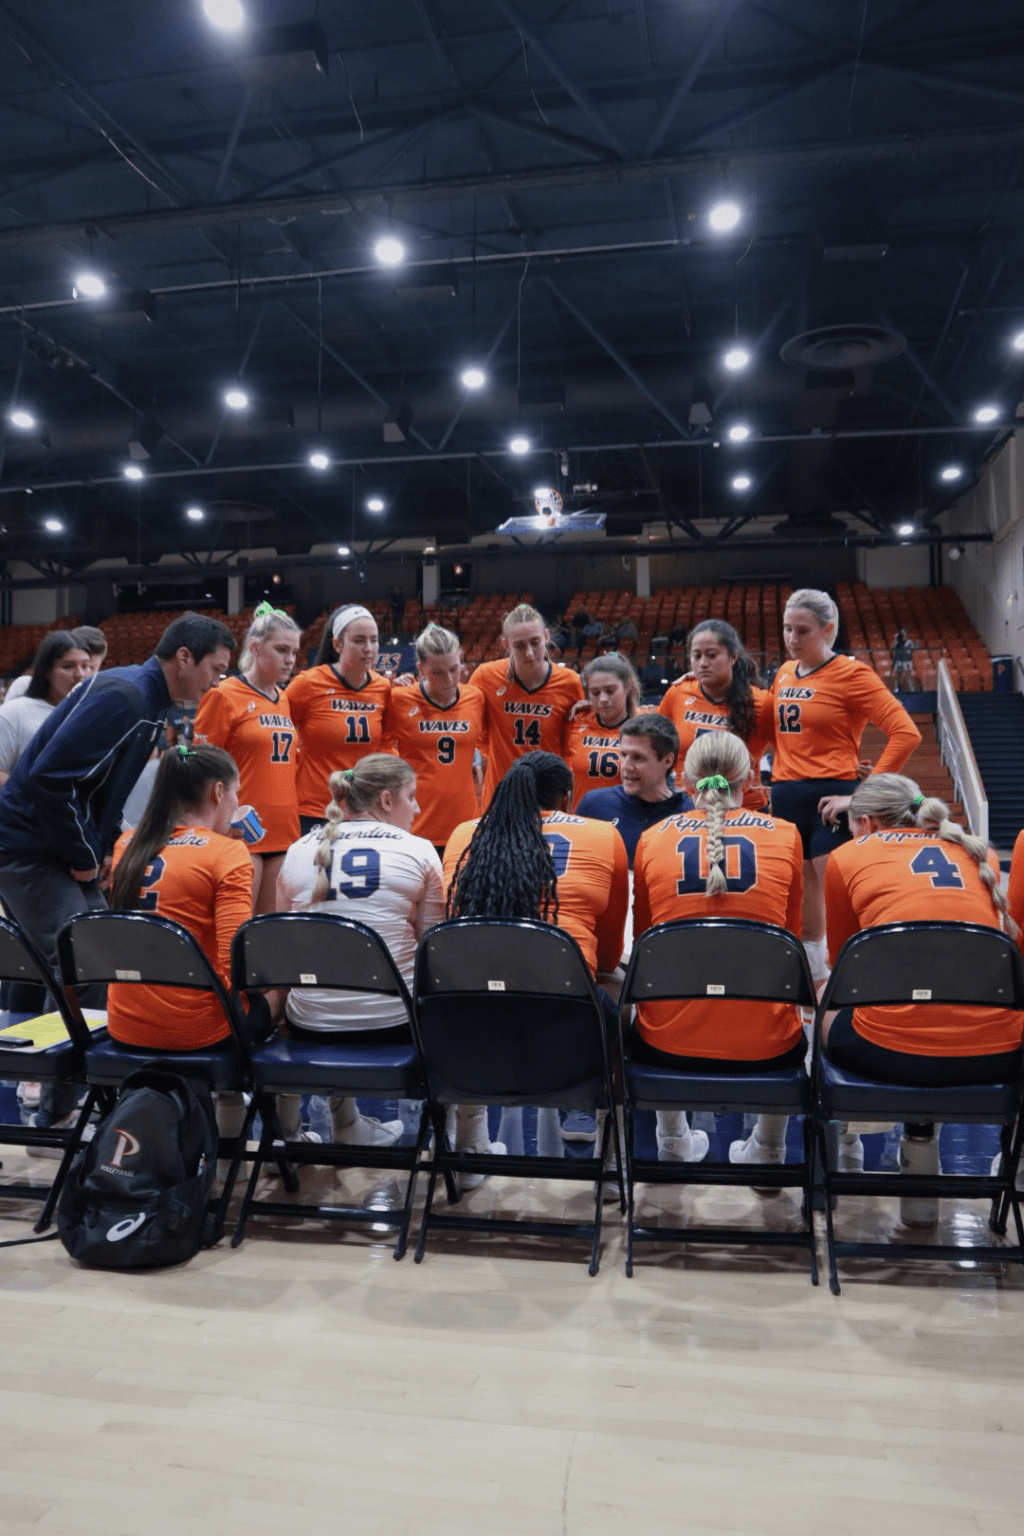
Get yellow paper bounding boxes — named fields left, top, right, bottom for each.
left=0, top=1010, right=106, bottom=1049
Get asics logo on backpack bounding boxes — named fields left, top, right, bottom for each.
left=105, top=1213, right=147, bottom=1243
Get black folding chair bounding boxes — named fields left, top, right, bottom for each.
left=412, top=918, right=624, bottom=1276
left=0, top=916, right=97, bottom=1237
left=57, top=910, right=262, bottom=1242
left=811, top=921, right=1024, bottom=1295
left=230, top=912, right=434, bottom=1259
left=620, top=918, right=818, bottom=1282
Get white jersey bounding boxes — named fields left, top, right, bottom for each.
left=277, top=819, right=444, bottom=1031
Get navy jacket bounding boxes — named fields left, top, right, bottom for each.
left=575, top=784, right=692, bottom=868
left=0, top=656, right=171, bottom=872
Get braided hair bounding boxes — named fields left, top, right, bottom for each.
left=682, top=732, right=752, bottom=899
left=446, top=751, right=572, bottom=922
left=111, top=744, right=239, bottom=910
left=688, top=619, right=763, bottom=744
left=848, top=772, right=1012, bottom=929
left=311, top=754, right=414, bottom=902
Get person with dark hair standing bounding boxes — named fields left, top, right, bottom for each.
left=576, top=714, right=691, bottom=867
left=5, top=625, right=104, bottom=704
left=658, top=619, right=775, bottom=812
left=0, top=610, right=233, bottom=1129
left=0, top=631, right=91, bottom=784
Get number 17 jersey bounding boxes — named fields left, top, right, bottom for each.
left=193, top=675, right=300, bottom=852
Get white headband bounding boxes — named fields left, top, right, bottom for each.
left=332, top=604, right=375, bottom=639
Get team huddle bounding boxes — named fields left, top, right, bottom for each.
left=1, top=588, right=1022, bottom=1188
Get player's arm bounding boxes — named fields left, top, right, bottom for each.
left=413, top=851, right=446, bottom=937
left=823, top=850, right=859, bottom=968
left=632, top=835, right=653, bottom=937
left=594, top=829, right=629, bottom=973
left=1007, top=832, right=1024, bottom=953
left=859, top=670, right=923, bottom=774
left=27, top=687, right=142, bottom=872
left=784, top=825, right=804, bottom=936
left=214, top=850, right=256, bottom=987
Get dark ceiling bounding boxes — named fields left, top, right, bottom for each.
left=1, top=0, right=1023, bottom=578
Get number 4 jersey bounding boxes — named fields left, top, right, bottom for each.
left=632, top=808, right=804, bottom=1059
left=194, top=675, right=300, bottom=852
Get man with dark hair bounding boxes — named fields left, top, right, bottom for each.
left=576, top=714, right=691, bottom=866
left=70, top=625, right=108, bottom=675
left=0, top=610, right=233, bottom=1128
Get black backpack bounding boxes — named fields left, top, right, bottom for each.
left=57, top=1068, right=219, bottom=1269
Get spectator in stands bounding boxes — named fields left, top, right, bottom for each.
left=0, top=610, right=233, bottom=1129
left=286, top=604, right=394, bottom=836
left=576, top=714, right=690, bottom=867
left=659, top=620, right=775, bottom=812
left=571, top=607, right=590, bottom=636
left=194, top=602, right=301, bottom=914
left=5, top=624, right=105, bottom=704
left=640, top=654, right=667, bottom=696
left=615, top=615, right=639, bottom=643
left=471, top=603, right=583, bottom=807
left=823, top=772, right=1021, bottom=1207
left=276, top=753, right=440, bottom=1149
left=770, top=588, right=921, bottom=987
left=384, top=623, right=486, bottom=859
left=582, top=616, right=604, bottom=641
left=891, top=628, right=915, bottom=692
left=0, top=631, right=91, bottom=785
left=632, top=730, right=804, bottom=1167
left=564, top=653, right=646, bottom=808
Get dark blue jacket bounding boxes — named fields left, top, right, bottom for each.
left=0, top=656, right=171, bottom=872
left=576, top=784, right=692, bottom=868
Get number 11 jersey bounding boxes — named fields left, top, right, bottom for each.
left=285, top=664, right=395, bottom=820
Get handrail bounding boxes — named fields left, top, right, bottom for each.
left=1015, top=654, right=1024, bottom=693
left=936, top=659, right=988, bottom=844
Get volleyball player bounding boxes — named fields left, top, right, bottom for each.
left=632, top=731, right=804, bottom=1169
left=275, top=754, right=441, bottom=1148
left=823, top=772, right=1021, bottom=1214
left=286, top=603, right=394, bottom=834
left=383, top=623, right=486, bottom=857
left=658, top=619, right=774, bottom=811
left=563, top=653, right=649, bottom=808
left=193, top=602, right=301, bottom=913
left=471, top=604, right=583, bottom=806
left=770, top=588, right=921, bottom=983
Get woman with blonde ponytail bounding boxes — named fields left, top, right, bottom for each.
left=275, top=753, right=444, bottom=1146
left=631, top=731, right=805, bottom=1172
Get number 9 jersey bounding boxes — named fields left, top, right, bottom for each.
left=383, top=681, right=487, bottom=848
left=193, top=675, right=300, bottom=852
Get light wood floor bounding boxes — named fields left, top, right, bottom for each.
left=1, top=1156, right=1022, bottom=1536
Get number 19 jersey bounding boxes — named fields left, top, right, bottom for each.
left=383, top=682, right=486, bottom=847
left=194, top=675, right=300, bottom=852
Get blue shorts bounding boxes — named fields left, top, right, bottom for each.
left=770, top=778, right=859, bottom=859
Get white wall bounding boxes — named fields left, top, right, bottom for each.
left=940, top=433, right=1024, bottom=666
left=856, top=543, right=931, bottom=588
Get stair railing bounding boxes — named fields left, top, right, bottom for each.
left=937, top=659, right=989, bottom=843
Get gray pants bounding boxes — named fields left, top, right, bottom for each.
left=0, top=856, right=107, bottom=1125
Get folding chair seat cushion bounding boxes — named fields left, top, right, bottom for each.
left=250, top=1033, right=423, bottom=1095
left=819, top=1056, right=1018, bottom=1122
left=82, top=1035, right=243, bottom=1091
left=627, top=1055, right=808, bottom=1112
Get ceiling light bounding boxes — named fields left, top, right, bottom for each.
left=727, top=423, right=751, bottom=442
left=461, top=366, right=486, bottom=390
left=337, top=544, right=351, bottom=556
left=186, top=506, right=205, bottom=521
left=309, top=451, right=329, bottom=471
left=123, top=464, right=144, bottom=481
left=1013, top=331, right=1024, bottom=352
left=731, top=475, right=752, bottom=491
left=708, top=201, right=741, bottom=233
left=43, top=516, right=63, bottom=533
left=897, top=522, right=916, bottom=537
left=974, top=404, right=998, bottom=423
left=940, top=465, right=963, bottom=482
left=423, top=544, right=436, bottom=554
left=224, top=387, right=249, bottom=410
left=374, top=236, right=405, bottom=267
left=9, top=409, right=36, bottom=430
left=509, top=435, right=531, bottom=455
left=723, top=347, right=750, bottom=371
left=202, top=0, right=245, bottom=28
left=366, top=497, right=385, bottom=513
left=72, top=271, right=106, bottom=300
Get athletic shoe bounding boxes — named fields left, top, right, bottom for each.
left=272, top=1129, right=323, bottom=1147
left=561, top=1111, right=597, bottom=1143
left=16, top=1082, right=40, bottom=1109
left=990, top=1151, right=1024, bottom=1191
left=334, top=1114, right=404, bottom=1148
left=26, top=1113, right=95, bottom=1159
left=657, top=1126, right=710, bottom=1163
left=836, top=1132, right=864, bottom=1173
left=458, top=1140, right=507, bottom=1191
left=729, top=1132, right=785, bottom=1194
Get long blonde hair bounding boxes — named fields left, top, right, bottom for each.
left=311, top=754, right=414, bottom=902
left=682, top=731, right=751, bottom=898
left=848, top=772, right=1010, bottom=928
left=239, top=606, right=300, bottom=674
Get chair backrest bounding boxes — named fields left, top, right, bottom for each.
left=231, top=912, right=413, bottom=1013
left=414, top=918, right=609, bottom=1097
left=821, top=922, right=1024, bottom=1011
left=621, top=918, right=816, bottom=1010
left=0, top=915, right=87, bottom=1050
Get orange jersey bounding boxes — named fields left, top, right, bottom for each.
left=633, top=808, right=804, bottom=1059
left=285, top=665, right=394, bottom=819
left=770, top=654, right=921, bottom=781
left=443, top=808, right=628, bottom=976
left=563, top=705, right=656, bottom=809
left=659, top=681, right=774, bottom=810
left=193, top=675, right=299, bottom=852
left=1006, top=829, right=1024, bottom=958
left=825, top=829, right=1020, bottom=1056
left=106, top=824, right=254, bottom=1050
left=471, top=659, right=583, bottom=805
left=383, top=682, right=487, bottom=847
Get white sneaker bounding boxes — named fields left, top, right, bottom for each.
left=16, top=1081, right=40, bottom=1109
left=457, top=1140, right=507, bottom=1191
left=729, top=1132, right=785, bottom=1193
left=335, top=1114, right=404, bottom=1148
left=272, top=1129, right=323, bottom=1147
left=657, top=1126, right=710, bottom=1163
left=990, top=1151, right=1024, bottom=1192
left=26, top=1113, right=95, bottom=1159
left=837, top=1133, right=864, bottom=1173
